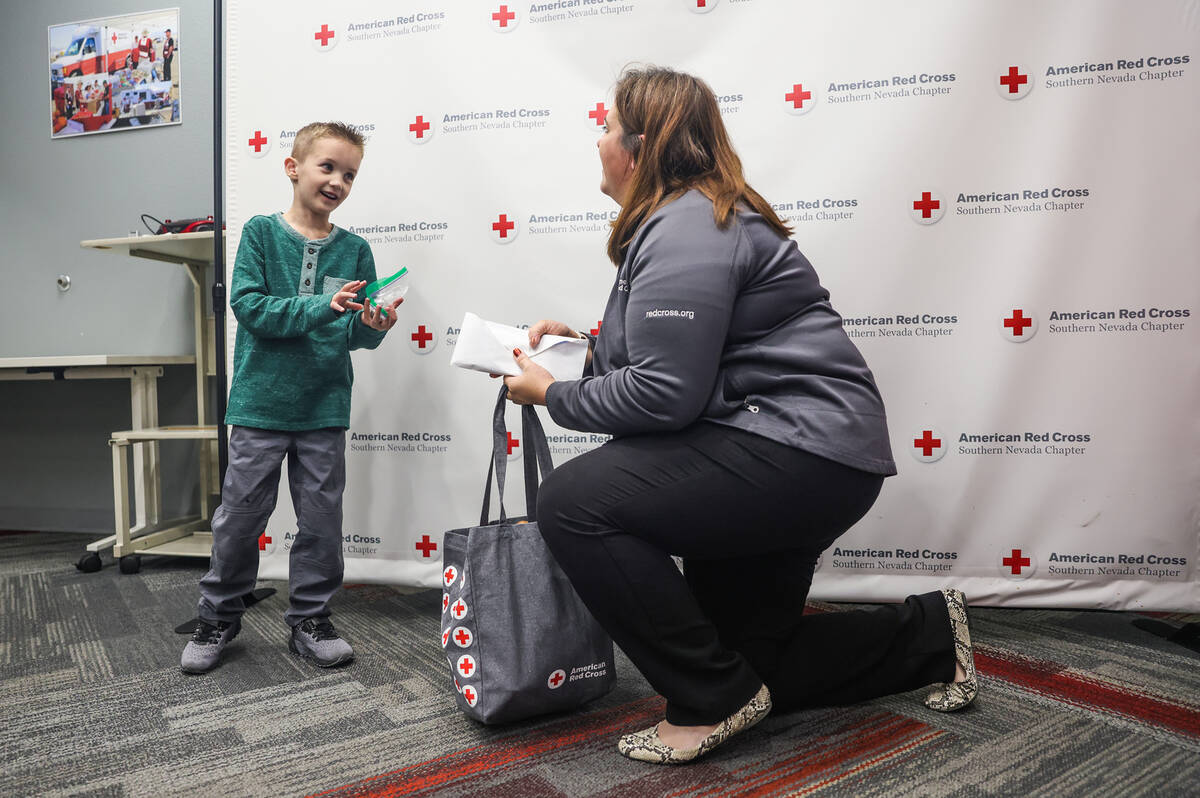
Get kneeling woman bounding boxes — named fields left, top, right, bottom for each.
left=503, top=66, right=977, bottom=765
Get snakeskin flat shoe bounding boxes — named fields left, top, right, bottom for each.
left=924, top=588, right=979, bottom=711
left=617, top=684, right=772, bottom=764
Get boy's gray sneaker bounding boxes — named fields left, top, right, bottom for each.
left=289, top=617, right=354, bottom=667
left=180, top=618, right=240, bottom=673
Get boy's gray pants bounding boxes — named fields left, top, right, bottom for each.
left=198, top=425, right=346, bottom=627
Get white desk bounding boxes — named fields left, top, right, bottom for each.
left=0, top=354, right=193, bottom=551
left=79, top=232, right=223, bottom=571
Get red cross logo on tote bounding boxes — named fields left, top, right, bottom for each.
left=547, top=669, right=567, bottom=689
left=911, top=190, right=946, bottom=225
left=451, top=599, right=469, bottom=620
left=910, top=428, right=947, bottom=463
left=443, top=566, right=457, bottom=588
left=1001, top=308, right=1038, bottom=342
left=441, top=628, right=451, bottom=647
left=997, top=65, right=1032, bottom=100
left=463, top=685, right=480, bottom=707
left=456, top=654, right=477, bottom=678
left=442, top=592, right=450, bottom=613
left=311, top=23, right=337, bottom=52
left=784, top=83, right=815, bottom=116
left=453, top=626, right=474, bottom=648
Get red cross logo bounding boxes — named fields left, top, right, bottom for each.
left=590, top=322, right=603, bottom=336
left=785, top=84, right=812, bottom=109
left=442, top=593, right=449, bottom=612
left=493, top=214, right=515, bottom=239
left=689, top=0, right=717, bottom=11
left=111, top=31, right=118, bottom=45
left=415, top=534, right=437, bottom=558
left=412, top=325, right=433, bottom=349
left=314, top=24, right=335, bottom=47
left=913, top=192, right=940, bottom=218
left=1004, top=310, right=1032, bottom=336
left=454, top=628, right=472, bottom=647
left=258, top=533, right=272, bottom=551
left=1000, top=308, right=1037, bottom=343
left=914, top=430, right=942, bottom=457
left=588, top=102, right=608, bottom=127
left=409, top=115, right=430, bottom=139
left=451, top=599, right=467, bottom=619
left=457, top=655, right=476, bottom=676
left=248, top=131, right=268, bottom=153
left=506, top=432, right=520, bottom=456
left=443, top=565, right=457, bottom=586
left=1003, top=548, right=1031, bottom=575
left=463, top=686, right=478, bottom=706
left=493, top=5, right=516, bottom=28
left=1000, top=66, right=1028, bottom=94
left=408, top=322, right=438, bottom=355
left=548, top=669, right=566, bottom=689
left=441, top=629, right=450, bottom=646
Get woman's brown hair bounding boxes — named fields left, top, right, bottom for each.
left=606, top=66, right=791, bottom=265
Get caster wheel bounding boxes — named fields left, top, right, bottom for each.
left=75, top=552, right=102, bottom=573
left=118, top=554, right=142, bottom=574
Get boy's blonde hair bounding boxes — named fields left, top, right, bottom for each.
left=291, top=121, right=365, bottom=161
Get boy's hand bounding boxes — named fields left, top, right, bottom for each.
left=361, top=297, right=402, bottom=331
left=331, top=280, right=366, bottom=313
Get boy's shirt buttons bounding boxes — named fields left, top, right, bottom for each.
left=304, top=279, right=311, bottom=286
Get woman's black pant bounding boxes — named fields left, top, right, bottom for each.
left=536, top=421, right=955, bottom=726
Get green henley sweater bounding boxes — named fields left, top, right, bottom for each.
left=225, top=213, right=386, bottom=431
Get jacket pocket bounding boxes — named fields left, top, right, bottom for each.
left=322, top=275, right=354, bottom=295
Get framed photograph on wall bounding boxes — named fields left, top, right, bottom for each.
left=48, top=7, right=181, bottom=138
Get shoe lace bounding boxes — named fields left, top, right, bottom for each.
left=302, top=618, right=340, bottom=641
left=191, top=620, right=227, bottom=645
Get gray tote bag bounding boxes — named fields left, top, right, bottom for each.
left=440, top=386, right=616, bottom=724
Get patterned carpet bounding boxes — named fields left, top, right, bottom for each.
left=2, top=530, right=1197, bottom=797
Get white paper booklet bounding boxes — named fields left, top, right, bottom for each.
left=450, top=312, right=589, bottom=380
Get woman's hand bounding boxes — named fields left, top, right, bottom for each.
left=527, top=319, right=582, bottom=347
left=503, top=348, right=555, bottom=406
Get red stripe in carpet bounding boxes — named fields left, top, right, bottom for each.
left=683, top=712, right=943, bottom=797
left=976, top=646, right=1200, bottom=738
left=310, top=696, right=665, bottom=797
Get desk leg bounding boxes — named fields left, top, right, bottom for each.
left=185, top=261, right=215, bottom=521
left=130, top=367, right=162, bottom=531
left=111, top=440, right=132, bottom=557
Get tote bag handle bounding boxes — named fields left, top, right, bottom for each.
left=480, top=384, right=554, bottom=526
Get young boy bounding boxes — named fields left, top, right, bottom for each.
left=182, top=121, right=402, bottom=674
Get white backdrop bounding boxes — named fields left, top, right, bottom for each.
left=226, top=0, right=1200, bottom=610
